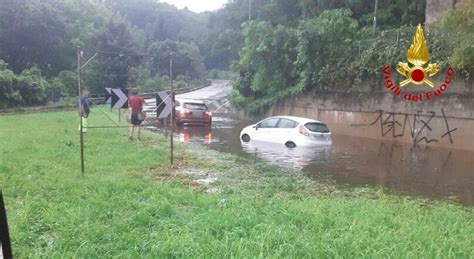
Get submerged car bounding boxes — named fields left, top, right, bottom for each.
left=175, top=98, right=212, bottom=126
left=240, top=116, right=331, bottom=148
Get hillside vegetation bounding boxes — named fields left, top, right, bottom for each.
left=1, top=0, right=472, bottom=113
left=229, top=0, right=474, bottom=114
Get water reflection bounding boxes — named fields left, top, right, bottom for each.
left=308, top=135, right=474, bottom=204
left=241, top=140, right=331, bottom=170
left=176, top=126, right=212, bottom=145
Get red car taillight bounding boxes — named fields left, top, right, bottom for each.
left=299, top=125, right=309, bottom=137
left=180, top=109, right=192, bottom=116
left=204, top=111, right=212, bottom=116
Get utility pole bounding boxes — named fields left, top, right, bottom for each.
left=170, top=53, right=174, bottom=165
left=249, top=0, right=252, bottom=21
left=373, top=0, right=378, bottom=33
left=77, top=47, right=84, bottom=175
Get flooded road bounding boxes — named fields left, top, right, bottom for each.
left=147, top=82, right=474, bottom=205
left=158, top=112, right=474, bottom=205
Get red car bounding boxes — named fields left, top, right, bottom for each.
left=175, top=98, right=212, bottom=126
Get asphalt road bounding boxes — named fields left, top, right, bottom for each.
left=144, top=80, right=233, bottom=116
left=177, top=80, right=232, bottom=102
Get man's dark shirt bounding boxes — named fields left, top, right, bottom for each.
left=81, top=97, right=90, bottom=116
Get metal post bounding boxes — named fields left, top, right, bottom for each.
left=249, top=0, right=252, bottom=21
left=396, top=29, right=400, bottom=49
left=170, top=54, right=174, bottom=165
left=77, top=47, right=84, bottom=175
left=373, top=0, right=378, bottom=33
left=0, top=192, right=12, bottom=259
left=118, top=109, right=121, bottom=122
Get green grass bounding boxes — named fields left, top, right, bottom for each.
left=0, top=110, right=473, bottom=257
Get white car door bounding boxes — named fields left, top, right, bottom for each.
left=275, top=118, right=298, bottom=144
left=252, top=118, right=281, bottom=142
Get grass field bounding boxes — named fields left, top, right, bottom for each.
left=0, top=110, right=473, bottom=257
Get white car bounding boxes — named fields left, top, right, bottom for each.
left=240, top=116, right=332, bottom=148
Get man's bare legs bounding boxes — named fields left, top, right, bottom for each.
left=129, top=124, right=135, bottom=140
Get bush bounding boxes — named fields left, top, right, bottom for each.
left=15, top=67, right=49, bottom=106
left=50, top=70, right=77, bottom=97
left=0, top=61, right=48, bottom=108
left=0, top=60, right=21, bottom=108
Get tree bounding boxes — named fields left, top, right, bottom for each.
left=296, top=9, right=359, bottom=90
left=0, top=0, right=67, bottom=76
left=0, top=60, right=48, bottom=108
left=15, top=67, right=49, bottom=106
left=231, top=21, right=299, bottom=113
left=441, top=0, right=474, bottom=72
left=147, top=40, right=205, bottom=79
left=81, top=13, right=144, bottom=93
left=0, top=60, right=21, bottom=108
left=203, top=29, right=243, bottom=70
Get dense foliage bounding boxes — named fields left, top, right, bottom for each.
left=230, top=0, right=473, bottom=114
left=0, top=0, right=472, bottom=110
left=0, top=0, right=208, bottom=107
left=441, top=1, right=474, bottom=71
left=0, top=61, right=48, bottom=108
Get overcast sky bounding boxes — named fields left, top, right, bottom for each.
left=160, top=0, right=228, bottom=13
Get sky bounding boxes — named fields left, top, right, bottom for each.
left=160, top=0, right=228, bottom=13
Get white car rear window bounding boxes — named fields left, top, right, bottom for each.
left=304, top=123, right=330, bottom=133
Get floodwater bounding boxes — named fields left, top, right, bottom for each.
left=151, top=113, right=474, bottom=205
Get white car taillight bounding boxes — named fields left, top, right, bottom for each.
left=299, top=125, right=309, bottom=137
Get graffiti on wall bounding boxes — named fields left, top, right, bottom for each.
left=351, top=108, right=458, bottom=144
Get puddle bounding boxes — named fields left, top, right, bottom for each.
left=194, top=177, right=219, bottom=186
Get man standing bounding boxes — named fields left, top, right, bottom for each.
left=128, top=88, right=145, bottom=140
left=79, top=89, right=90, bottom=133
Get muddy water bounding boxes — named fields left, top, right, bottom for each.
left=153, top=113, right=474, bottom=205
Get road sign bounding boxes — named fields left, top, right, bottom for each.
left=111, top=89, right=128, bottom=109
left=104, top=88, right=112, bottom=104
left=156, top=91, right=172, bottom=118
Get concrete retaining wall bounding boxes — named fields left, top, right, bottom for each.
left=264, top=75, right=474, bottom=150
